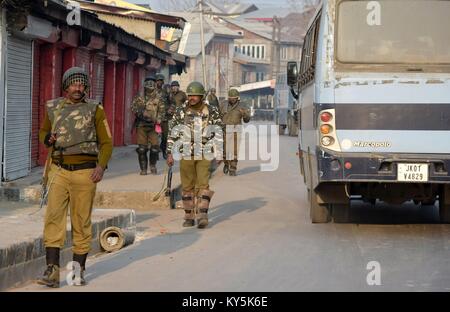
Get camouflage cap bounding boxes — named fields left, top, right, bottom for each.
left=62, top=67, right=90, bottom=91
left=170, top=81, right=180, bottom=87
left=155, top=73, right=165, bottom=81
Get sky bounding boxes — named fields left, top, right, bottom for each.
left=126, top=0, right=293, bottom=12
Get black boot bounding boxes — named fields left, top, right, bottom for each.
left=223, top=163, right=229, bottom=174
left=72, top=253, right=88, bottom=286
left=36, top=247, right=60, bottom=288
left=136, top=146, right=148, bottom=175
left=149, top=152, right=158, bottom=175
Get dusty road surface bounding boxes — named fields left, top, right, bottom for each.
left=13, top=132, right=450, bottom=292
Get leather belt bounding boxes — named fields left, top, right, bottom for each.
left=53, top=162, right=97, bottom=171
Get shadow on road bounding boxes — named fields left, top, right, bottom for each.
left=339, top=200, right=441, bottom=225
left=84, top=197, right=267, bottom=282
left=236, top=166, right=261, bottom=176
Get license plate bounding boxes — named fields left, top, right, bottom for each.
left=397, top=163, right=429, bottom=182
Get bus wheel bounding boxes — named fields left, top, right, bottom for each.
left=310, top=189, right=331, bottom=223
left=332, top=203, right=350, bottom=223
left=439, top=186, right=450, bottom=223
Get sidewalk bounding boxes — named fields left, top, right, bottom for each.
left=0, top=146, right=223, bottom=290
left=0, top=146, right=182, bottom=210
left=0, top=202, right=136, bottom=290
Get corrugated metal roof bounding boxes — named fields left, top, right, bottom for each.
left=238, top=7, right=292, bottom=19
left=93, top=0, right=153, bottom=13
left=183, top=33, right=214, bottom=57
left=223, top=18, right=273, bottom=40
left=170, top=12, right=240, bottom=38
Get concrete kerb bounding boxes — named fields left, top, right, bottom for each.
left=0, top=209, right=136, bottom=291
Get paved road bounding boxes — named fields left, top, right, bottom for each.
left=13, top=133, right=450, bottom=292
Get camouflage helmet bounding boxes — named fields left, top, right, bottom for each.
left=145, top=74, right=156, bottom=82
left=186, top=81, right=206, bottom=96
left=62, top=67, right=90, bottom=91
left=228, top=88, right=240, bottom=98
left=170, top=81, right=180, bottom=87
left=155, top=73, right=165, bottom=81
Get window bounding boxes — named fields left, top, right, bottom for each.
left=299, top=11, right=321, bottom=89
left=261, top=45, right=265, bottom=59
left=242, top=46, right=246, bottom=55
left=337, top=0, right=450, bottom=65
left=252, top=46, right=255, bottom=58
left=257, top=46, right=260, bottom=59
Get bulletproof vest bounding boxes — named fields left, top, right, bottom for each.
left=221, top=101, right=245, bottom=125
left=47, top=98, right=99, bottom=156
left=142, top=94, right=162, bottom=123
left=156, top=88, right=170, bottom=121
left=184, top=101, right=210, bottom=132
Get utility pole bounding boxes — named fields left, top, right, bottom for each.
left=271, top=15, right=277, bottom=79
left=276, top=16, right=281, bottom=78
left=198, top=0, right=208, bottom=87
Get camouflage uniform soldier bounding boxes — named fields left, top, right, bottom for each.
left=169, top=81, right=187, bottom=108
left=166, top=81, right=223, bottom=229
left=131, top=76, right=165, bottom=175
left=206, top=87, right=219, bottom=109
left=37, top=67, right=113, bottom=287
left=220, top=88, right=250, bottom=176
left=155, top=73, right=170, bottom=159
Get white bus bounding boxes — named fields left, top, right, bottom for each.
left=288, top=0, right=450, bottom=223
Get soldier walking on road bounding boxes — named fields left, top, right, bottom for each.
left=131, top=75, right=165, bottom=175
left=166, top=81, right=223, bottom=229
left=220, top=88, right=250, bottom=176
left=155, top=73, right=170, bottom=159
left=37, top=67, right=113, bottom=287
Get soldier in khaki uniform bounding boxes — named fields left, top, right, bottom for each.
left=169, top=81, right=187, bottom=109
left=155, top=73, right=170, bottom=159
left=220, top=88, right=251, bottom=176
left=166, top=81, right=223, bottom=229
left=37, top=67, right=113, bottom=287
left=131, top=76, right=165, bottom=175
left=206, top=87, right=219, bottom=109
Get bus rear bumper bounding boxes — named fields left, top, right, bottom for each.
left=317, top=150, right=450, bottom=184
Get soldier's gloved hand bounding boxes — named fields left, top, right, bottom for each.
left=167, top=153, right=174, bottom=167
left=91, top=165, right=105, bottom=183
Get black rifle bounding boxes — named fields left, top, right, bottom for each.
left=165, top=166, right=173, bottom=197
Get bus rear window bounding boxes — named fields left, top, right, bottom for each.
left=336, top=0, right=450, bottom=65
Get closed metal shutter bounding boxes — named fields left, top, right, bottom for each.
left=76, top=48, right=90, bottom=72
left=3, top=35, right=32, bottom=181
left=92, top=54, right=104, bottom=103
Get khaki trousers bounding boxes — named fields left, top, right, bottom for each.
left=180, top=159, right=211, bottom=193
left=224, top=131, right=240, bottom=171
left=44, top=164, right=96, bottom=254
left=136, top=126, right=159, bottom=147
